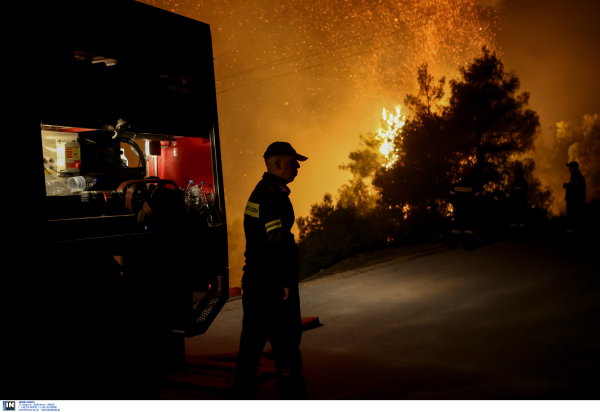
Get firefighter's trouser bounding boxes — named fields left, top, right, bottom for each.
left=451, top=209, right=475, bottom=249
left=231, top=283, right=306, bottom=400
left=509, top=202, right=527, bottom=227
left=566, top=201, right=585, bottom=231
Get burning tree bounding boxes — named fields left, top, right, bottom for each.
left=297, top=48, right=550, bottom=278
left=374, top=48, right=548, bottom=221
left=374, top=63, right=452, bottom=219
left=336, top=107, right=406, bottom=211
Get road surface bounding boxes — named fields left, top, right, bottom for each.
left=163, top=233, right=600, bottom=400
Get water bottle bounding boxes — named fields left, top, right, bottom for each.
left=184, top=180, right=199, bottom=217
left=196, top=182, right=210, bottom=215
left=184, top=180, right=195, bottom=204
left=67, top=176, right=97, bottom=192
left=120, top=149, right=128, bottom=167
left=200, top=181, right=222, bottom=227
left=184, top=180, right=194, bottom=201
left=45, top=180, right=71, bottom=196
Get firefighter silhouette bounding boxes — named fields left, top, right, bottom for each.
left=508, top=167, right=529, bottom=230
left=563, top=161, right=586, bottom=232
left=449, top=168, right=481, bottom=250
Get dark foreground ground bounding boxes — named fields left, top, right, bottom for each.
left=161, top=230, right=600, bottom=400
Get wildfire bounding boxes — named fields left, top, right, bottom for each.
left=458, top=154, right=477, bottom=175
left=377, top=106, right=406, bottom=169
left=402, top=204, right=410, bottom=219
left=445, top=202, right=454, bottom=216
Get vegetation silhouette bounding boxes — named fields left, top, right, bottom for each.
left=296, top=47, right=552, bottom=280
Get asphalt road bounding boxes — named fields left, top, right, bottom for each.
left=167, top=233, right=600, bottom=400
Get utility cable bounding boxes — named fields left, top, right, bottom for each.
left=218, top=25, right=409, bottom=81
left=217, top=39, right=401, bottom=94
left=216, top=0, right=557, bottom=95
left=218, top=1, right=473, bottom=81
left=216, top=0, right=543, bottom=82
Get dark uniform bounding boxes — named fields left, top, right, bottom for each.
left=565, top=168, right=586, bottom=231
left=231, top=172, right=305, bottom=399
left=449, top=174, right=481, bottom=250
left=509, top=173, right=529, bottom=228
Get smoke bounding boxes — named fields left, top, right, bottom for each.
left=532, top=114, right=600, bottom=215
left=140, top=0, right=498, bottom=287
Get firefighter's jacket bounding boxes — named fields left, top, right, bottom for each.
left=565, top=170, right=586, bottom=205
left=509, top=175, right=529, bottom=206
left=243, top=172, right=298, bottom=291
left=449, top=176, right=482, bottom=214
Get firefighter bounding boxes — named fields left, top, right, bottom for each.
left=449, top=168, right=481, bottom=250
left=231, top=141, right=308, bottom=400
left=508, top=167, right=529, bottom=230
left=563, top=161, right=586, bottom=232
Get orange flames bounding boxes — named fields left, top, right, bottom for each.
left=377, top=106, right=405, bottom=169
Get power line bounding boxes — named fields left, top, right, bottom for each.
left=217, top=38, right=402, bottom=94
left=217, top=0, right=483, bottom=81
left=216, top=0, right=535, bottom=82
left=217, top=26, right=398, bottom=81
left=216, top=0, right=556, bottom=95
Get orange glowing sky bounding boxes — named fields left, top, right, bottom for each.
left=138, top=0, right=600, bottom=285
left=140, top=0, right=498, bottom=217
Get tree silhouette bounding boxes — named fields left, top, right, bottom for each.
left=373, top=63, right=454, bottom=218
left=296, top=193, right=388, bottom=278
left=374, top=48, right=543, bottom=217
left=337, top=132, right=381, bottom=212
left=296, top=48, right=550, bottom=278
left=447, top=47, right=540, bottom=193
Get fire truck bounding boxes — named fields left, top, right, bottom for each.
left=9, top=0, right=228, bottom=399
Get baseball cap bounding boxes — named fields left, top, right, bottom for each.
left=263, top=141, right=308, bottom=161
left=566, top=161, right=579, bottom=168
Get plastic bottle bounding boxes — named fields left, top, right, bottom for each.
left=184, top=180, right=195, bottom=203
left=120, top=149, right=128, bottom=167
left=184, top=180, right=195, bottom=198
left=45, top=180, right=71, bottom=196
left=184, top=180, right=199, bottom=217
left=200, top=181, right=222, bottom=227
left=199, top=181, right=208, bottom=198
left=195, top=183, right=209, bottom=215
left=67, top=176, right=97, bottom=192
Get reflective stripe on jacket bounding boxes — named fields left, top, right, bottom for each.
left=243, top=172, right=298, bottom=289
left=449, top=176, right=481, bottom=209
